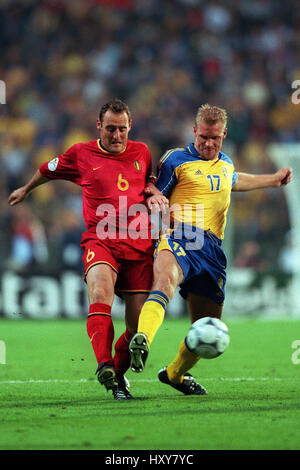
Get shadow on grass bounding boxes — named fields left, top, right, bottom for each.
left=1, top=395, right=300, bottom=419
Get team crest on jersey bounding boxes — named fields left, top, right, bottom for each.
left=134, top=160, right=142, bottom=171
left=48, top=157, right=59, bottom=171
left=221, top=166, right=229, bottom=178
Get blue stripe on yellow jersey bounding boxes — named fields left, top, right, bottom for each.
left=156, top=143, right=238, bottom=239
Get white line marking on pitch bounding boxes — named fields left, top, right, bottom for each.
left=0, top=377, right=297, bottom=385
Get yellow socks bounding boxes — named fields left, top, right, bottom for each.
left=138, top=291, right=169, bottom=345
left=166, top=339, right=200, bottom=384
left=138, top=291, right=200, bottom=384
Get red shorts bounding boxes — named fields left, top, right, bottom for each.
left=80, top=231, right=154, bottom=293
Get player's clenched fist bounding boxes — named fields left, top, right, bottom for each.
left=275, top=167, right=292, bottom=186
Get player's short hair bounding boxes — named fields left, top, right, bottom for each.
left=99, top=98, right=132, bottom=124
left=195, top=104, right=227, bottom=129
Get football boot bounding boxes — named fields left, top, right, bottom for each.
left=158, top=367, right=207, bottom=395
left=96, top=361, right=118, bottom=391
left=112, top=376, right=134, bottom=400
left=129, top=333, right=149, bottom=372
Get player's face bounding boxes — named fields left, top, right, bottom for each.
left=193, top=120, right=227, bottom=161
left=97, top=110, right=132, bottom=154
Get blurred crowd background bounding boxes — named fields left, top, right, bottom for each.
left=0, top=0, right=299, bottom=276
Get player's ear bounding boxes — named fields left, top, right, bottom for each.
left=193, top=125, right=197, bottom=136
left=96, top=119, right=101, bottom=130
left=128, top=119, right=132, bottom=132
left=223, top=128, right=227, bottom=139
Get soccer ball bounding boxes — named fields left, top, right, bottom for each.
left=185, top=317, right=230, bottom=359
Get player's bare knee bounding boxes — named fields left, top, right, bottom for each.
left=88, top=282, right=114, bottom=304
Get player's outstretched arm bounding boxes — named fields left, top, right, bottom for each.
left=232, top=167, right=292, bottom=192
left=8, top=170, right=49, bottom=206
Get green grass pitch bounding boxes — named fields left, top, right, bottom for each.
left=0, top=316, right=299, bottom=450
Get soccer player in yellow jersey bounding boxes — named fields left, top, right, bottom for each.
left=129, top=103, right=292, bottom=395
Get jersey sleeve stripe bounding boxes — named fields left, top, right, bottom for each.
left=159, top=172, right=177, bottom=195
left=159, top=149, right=175, bottom=166
left=159, top=148, right=184, bottom=166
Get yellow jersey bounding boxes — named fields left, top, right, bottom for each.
left=156, top=143, right=238, bottom=239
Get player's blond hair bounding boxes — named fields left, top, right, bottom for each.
left=195, top=104, right=227, bottom=129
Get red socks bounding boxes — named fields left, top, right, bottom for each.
left=86, top=303, right=133, bottom=377
left=87, top=303, right=114, bottom=364
left=113, top=329, right=133, bottom=378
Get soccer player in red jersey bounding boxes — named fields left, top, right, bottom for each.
left=8, top=98, right=168, bottom=400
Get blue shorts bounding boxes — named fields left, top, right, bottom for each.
left=155, top=224, right=227, bottom=305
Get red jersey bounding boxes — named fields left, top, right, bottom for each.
left=39, top=139, right=153, bottom=236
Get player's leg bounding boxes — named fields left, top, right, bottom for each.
left=86, top=263, right=118, bottom=390
left=187, top=292, right=223, bottom=322
left=159, top=294, right=222, bottom=394
left=111, top=292, right=149, bottom=399
left=158, top=231, right=226, bottom=394
left=130, top=249, right=184, bottom=372
left=113, top=292, right=148, bottom=378
left=81, top=233, right=122, bottom=393
left=166, top=294, right=223, bottom=380
left=138, top=249, right=183, bottom=343
left=111, top=248, right=153, bottom=397
left=86, top=262, right=117, bottom=305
